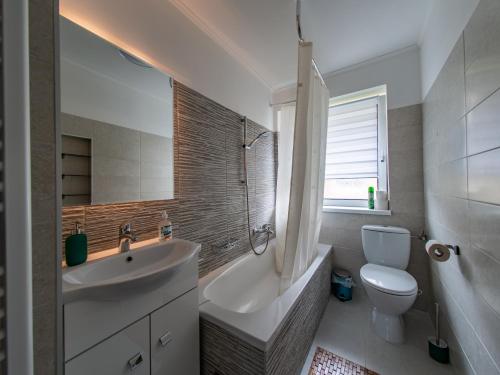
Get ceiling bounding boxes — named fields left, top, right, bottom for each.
left=60, top=0, right=434, bottom=92
left=169, top=0, right=433, bottom=89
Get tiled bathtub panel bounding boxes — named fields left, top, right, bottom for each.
left=200, top=320, right=266, bottom=375
left=200, top=249, right=332, bottom=375
left=62, top=81, right=277, bottom=277
left=265, top=252, right=331, bottom=375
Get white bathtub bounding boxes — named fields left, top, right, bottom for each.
left=198, top=240, right=331, bottom=351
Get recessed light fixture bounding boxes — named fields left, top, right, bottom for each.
left=118, top=48, right=152, bottom=69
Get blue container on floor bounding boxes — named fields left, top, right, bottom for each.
left=332, top=269, right=353, bottom=302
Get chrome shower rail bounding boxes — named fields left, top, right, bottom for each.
left=241, top=116, right=273, bottom=255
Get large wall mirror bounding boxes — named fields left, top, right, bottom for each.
left=60, top=17, right=174, bottom=206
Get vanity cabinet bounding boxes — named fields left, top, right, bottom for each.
left=65, top=289, right=198, bottom=375
left=63, top=239, right=201, bottom=375
left=151, top=289, right=199, bottom=374
left=66, top=317, right=150, bottom=375
left=64, top=247, right=200, bottom=375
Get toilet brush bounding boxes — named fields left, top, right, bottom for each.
left=428, top=302, right=450, bottom=363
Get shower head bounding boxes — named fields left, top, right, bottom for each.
left=244, top=131, right=272, bottom=149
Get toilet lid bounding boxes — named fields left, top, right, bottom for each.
left=360, top=264, right=417, bottom=296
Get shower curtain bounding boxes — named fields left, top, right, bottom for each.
left=276, top=42, right=330, bottom=293
left=275, top=105, right=295, bottom=275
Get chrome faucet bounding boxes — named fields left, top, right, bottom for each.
left=253, top=223, right=274, bottom=235
left=118, top=222, right=138, bottom=253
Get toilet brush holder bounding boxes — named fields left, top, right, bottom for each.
left=428, top=302, right=449, bottom=364
left=428, top=336, right=449, bottom=364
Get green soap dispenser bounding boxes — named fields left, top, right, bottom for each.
left=65, top=222, right=88, bottom=267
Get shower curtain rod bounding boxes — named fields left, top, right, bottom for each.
left=269, top=55, right=326, bottom=107
left=270, top=1, right=326, bottom=107
left=311, top=58, right=326, bottom=86
left=296, top=0, right=326, bottom=87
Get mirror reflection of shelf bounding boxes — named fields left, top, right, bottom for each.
left=62, top=174, right=91, bottom=178
left=62, top=135, right=91, bottom=206
left=62, top=153, right=91, bottom=159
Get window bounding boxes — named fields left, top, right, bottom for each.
left=324, top=86, right=388, bottom=208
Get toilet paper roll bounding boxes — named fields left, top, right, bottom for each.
left=376, top=190, right=388, bottom=201
left=375, top=199, right=389, bottom=210
left=375, top=190, right=389, bottom=210
left=425, top=240, right=450, bottom=262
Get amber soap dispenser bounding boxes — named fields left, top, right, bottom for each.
left=65, top=222, right=88, bottom=267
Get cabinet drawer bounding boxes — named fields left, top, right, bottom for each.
left=151, top=288, right=199, bottom=375
left=66, top=317, right=150, bottom=375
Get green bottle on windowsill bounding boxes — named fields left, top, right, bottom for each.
left=368, top=186, right=375, bottom=210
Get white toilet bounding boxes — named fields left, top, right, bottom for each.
left=360, top=225, right=418, bottom=344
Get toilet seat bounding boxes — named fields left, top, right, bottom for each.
left=360, top=263, right=417, bottom=296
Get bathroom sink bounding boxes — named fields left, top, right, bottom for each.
left=63, top=239, right=200, bottom=303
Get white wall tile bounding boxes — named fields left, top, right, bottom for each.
left=464, top=0, right=500, bottom=111
left=424, top=2, right=500, bottom=373
left=468, top=148, right=500, bottom=205
left=467, top=88, right=500, bottom=155
left=468, top=200, right=500, bottom=262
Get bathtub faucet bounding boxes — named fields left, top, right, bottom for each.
left=253, top=224, right=274, bottom=235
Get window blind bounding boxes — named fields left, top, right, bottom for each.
left=325, top=97, right=379, bottom=180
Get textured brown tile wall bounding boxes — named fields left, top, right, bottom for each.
left=62, top=82, right=277, bottom=277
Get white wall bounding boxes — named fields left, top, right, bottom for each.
left=60, top=0, right=273, bottom=130
left=325, top=46, right=421, bottom=110
left=272, top=46, right=421, bottom=110
left=419, top=0, right=479, bottom=98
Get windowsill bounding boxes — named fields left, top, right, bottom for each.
left=322, top=206, right=392, bottom=216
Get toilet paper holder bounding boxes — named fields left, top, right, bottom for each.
left=417, top=230, right=460, bottom=256
left=431, top=243, right=460, bottom=256
left=445, top=244, right=460, bottom=255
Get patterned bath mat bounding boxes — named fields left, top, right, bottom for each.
left=309, top=347, right=379, bottom=375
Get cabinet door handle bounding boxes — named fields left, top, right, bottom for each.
left=159, top=331, right=173, bottom=347
left=128, top=352, right=144, bottom=370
